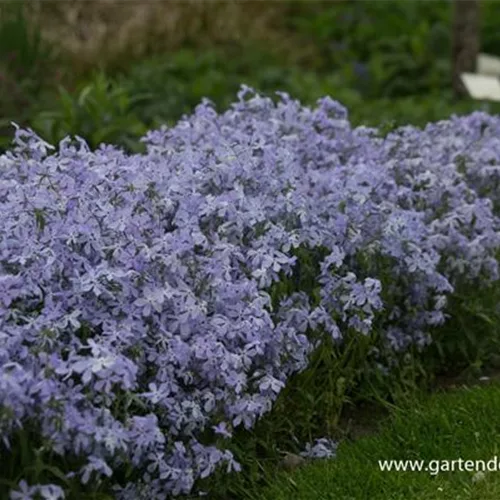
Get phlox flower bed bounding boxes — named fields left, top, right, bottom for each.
left=1, top=87, right=500, bottom=499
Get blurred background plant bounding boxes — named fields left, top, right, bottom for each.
left=2, top=0, right=500, bottom=152
left=32, top=72, right=150, bottom=152
left=0, top=1, right=56, bottom=150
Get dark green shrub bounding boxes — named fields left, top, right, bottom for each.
left=31, top=72, right=150, bottom=152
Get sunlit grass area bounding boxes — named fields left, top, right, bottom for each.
left=257, top=382, right=500, bottom=500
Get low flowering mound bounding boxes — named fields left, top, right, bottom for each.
left=1, top=87, right=500, bottom=498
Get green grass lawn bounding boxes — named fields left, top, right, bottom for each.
left=256, top=382, right=500, bottom=500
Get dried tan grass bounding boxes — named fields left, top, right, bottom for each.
left=25, top=1, right=303, bottom=75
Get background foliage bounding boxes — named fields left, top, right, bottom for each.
left=3, top=0, right=500, bottom=152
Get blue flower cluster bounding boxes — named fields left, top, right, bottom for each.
left=1, top=87, right=499, bottom=498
